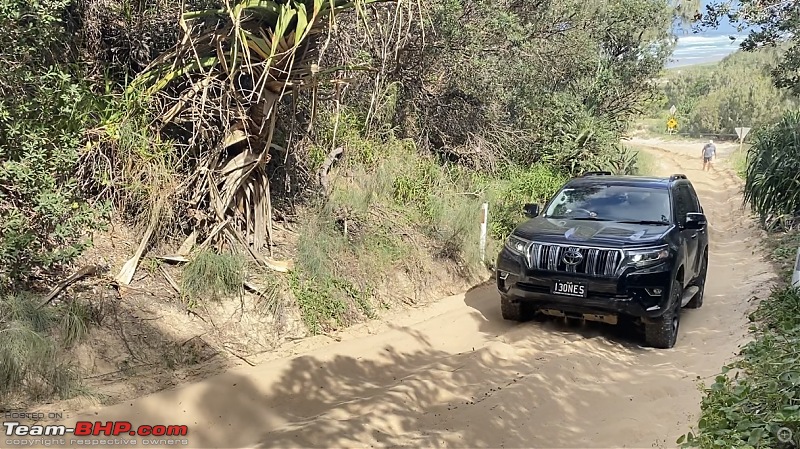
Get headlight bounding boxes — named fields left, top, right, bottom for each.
left=505, top=235, right=531, bottom=255
left=624, top=246, right=669, bottom=267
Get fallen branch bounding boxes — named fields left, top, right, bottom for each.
left=180, top=334, right=207, bottom=346
left=155, top=255, right=190, bottom=264
left=159, top=266, right=181, bottom=294
left=39, top=265, right=105, bottom=309
left=243, top=281, right=270, bottom=297
left=186, top=309, right=207, bottom=322
left=84, top=363, right=157, bottom=380
left=222, top=345, right=256, bottom=366
left=115, top=198, right=165, bottom=285
left=177, top=230, right=197, bottom=256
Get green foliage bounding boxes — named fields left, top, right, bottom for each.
left=0, top=0, right=108, bottom=288
left=660, top=48, right=799, bottom=136
left=395, top=0, right=674, bottom=174
left=0, top=292, right=93, bottom=407
left=680, top=283, right=800, bottom=449
left=742, top=110, right=800, bottom=218
left=482, top=165, right=567, bottom=241
left=632, top=148, right=656, bottom=176
left=683, top=231, right=800, bottom=449
left=290, top=108, right=571, bottom=331
left=765, top=231, right=800, bottom=279
left=729, top=144, right=749, bottom=180
left=180, top=250, right=246, bottom=306
left=291, top=214, right=376, bottom=335
left=584, top=145, right=641, bottom=176
left=392, top=156, right=443, bottom=219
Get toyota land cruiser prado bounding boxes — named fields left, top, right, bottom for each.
left=495, top=171, right=709, bottom=348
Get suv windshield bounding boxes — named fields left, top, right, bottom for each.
left=543, top=184, right=672, bottom=224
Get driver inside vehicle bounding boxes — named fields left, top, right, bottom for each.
left=546, top=186, right=671, bottom=223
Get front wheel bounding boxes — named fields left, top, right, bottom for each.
left=644, top=280, right=682, bottom=349
left=686, top=250, right=708, bottom=309
left=501, top=296, right=527, bottom=321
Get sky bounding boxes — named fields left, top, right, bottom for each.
left=666, top=1, right=751, bottom=68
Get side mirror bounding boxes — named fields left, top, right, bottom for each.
left=523, top=203, right=540, bottom=218
left=684, top=212, right=707, bottom=230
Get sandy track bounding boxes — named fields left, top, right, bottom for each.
left=43, top=138, right=776, bottom=449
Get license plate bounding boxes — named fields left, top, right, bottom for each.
left=551, top=280, right=587, bottom=298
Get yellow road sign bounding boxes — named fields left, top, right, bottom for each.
left=667, top=118, right=678, bottom=130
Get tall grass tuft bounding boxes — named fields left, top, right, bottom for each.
left=0, top=292, right=88, bottom=406
left=181, top=250, right=246, bottom=305
left=743, top=110, right=800, bottom=219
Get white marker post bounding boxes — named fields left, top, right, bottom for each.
left=792, top=247, right=800, bottom=288
left=479, top=203, right=489, bottom=264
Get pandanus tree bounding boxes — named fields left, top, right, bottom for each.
left=743, top=110, right=800, bottom=229
left=114, top=0, right=399, bottom=283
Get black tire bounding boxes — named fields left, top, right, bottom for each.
left=501, top=296, right=526, bottom=321
left=644, top=280, right=682, bottom=349
left=686, top=250, right=708, bottom=309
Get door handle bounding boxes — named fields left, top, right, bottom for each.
left=691, top=233, right=698, bottom=239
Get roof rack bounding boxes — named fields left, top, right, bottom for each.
left=669, top=174, right=688, bottom=181
left=581, top=171, right=612, bottom=177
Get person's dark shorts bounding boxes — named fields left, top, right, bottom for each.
left=703, top=156, right=712, bottom=163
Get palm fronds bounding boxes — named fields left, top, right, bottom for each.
left=743, top=110, right=800, bottom=226
left=116, top=0, right=401, bottom=278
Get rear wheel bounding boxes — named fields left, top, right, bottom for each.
left=644, top=280, right=682, bottom=349
left=686, top=250, right=708, bottom=309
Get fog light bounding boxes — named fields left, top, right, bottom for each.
left=498, top=270, right=510, bottom=280
left=645, top=288, right=663, bottom=296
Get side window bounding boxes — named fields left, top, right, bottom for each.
left=684, top=184, right=701, bottom=213
left=673, top=185, right=690, bottom=225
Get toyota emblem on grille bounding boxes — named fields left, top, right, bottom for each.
left=562, top=247, right=583, bottom=265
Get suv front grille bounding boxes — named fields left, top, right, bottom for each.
left=527, top=243, right=623, bottom=277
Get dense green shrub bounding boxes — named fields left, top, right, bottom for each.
left=681, top=284, right=800, bottom=449
left=0, top=0, right=106, bottom=288
left=391, top=0, right=674, bottom=174
left=483, top=165, right=567, bottom=241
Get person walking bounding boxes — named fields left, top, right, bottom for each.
left=702, top=139, right=716, bottom=171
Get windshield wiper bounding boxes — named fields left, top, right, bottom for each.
left=563, top=216, right=612, bottom=221
left=618, top=220, right=670, bottom=225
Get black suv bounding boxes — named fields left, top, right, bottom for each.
left=495, top=171, right=709, bottom=349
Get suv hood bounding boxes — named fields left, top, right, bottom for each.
left=513, top=217, right=673, bottom=247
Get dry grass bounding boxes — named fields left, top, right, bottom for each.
left=0, top=292, right=93, bottom=408
left=180, top=250, right=246, bottom=305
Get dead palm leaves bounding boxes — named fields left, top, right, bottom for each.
left=113, top=0, right=394, bottom=283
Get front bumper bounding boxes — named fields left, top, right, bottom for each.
left=496, top=248, right=674, bottom=319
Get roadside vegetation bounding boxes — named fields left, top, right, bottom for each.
left=680, top=235, right=800, bottom=449
left=680, top=2, right=800, bottom=446
left=643, top=47, right=799, bottom=138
